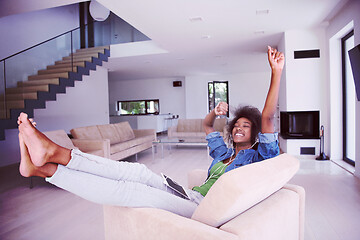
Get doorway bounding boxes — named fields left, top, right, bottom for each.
left=341, top=30, right=355, bottom=166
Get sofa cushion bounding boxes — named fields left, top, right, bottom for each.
left=219, top=188, right=300, bottom=240
left=191, top=153, right=299, bottom=228
left=177, top=119, right=203, bottom=132
left=97, top=124, right=122, bottom=144
left=113, top=122, right=135, bottom=142
left=110, top=135, right=154, bottom=154
left=70, top=125, right=102, bottom=140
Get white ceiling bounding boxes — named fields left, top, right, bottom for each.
left=1, top=0, right=349, bottom=80
left=98, top=0, right=348, bottom=80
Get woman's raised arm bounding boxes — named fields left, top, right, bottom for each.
left=261, top=46, right=284, bottom=133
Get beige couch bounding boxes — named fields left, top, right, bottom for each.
left=70, top=122, right=156, bottom=161
left=103, top=153, right=305, bottom=240
left=44, top=129, right=109, bottom=157
left=168, top=118, right=227, bottom=139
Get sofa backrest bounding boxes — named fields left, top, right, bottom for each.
left=113, top=122, right=135, bottom=142
left=97, top=124, right=122, bottom=144
left=177, top=119, right=203, bottom=132
left=70, top=125, right=102, bottom=140
left=71, top=122, right=136, bottom=144
left=44, top=130, right=75, bottom=150
left=191, top=153, right=300, bottom=228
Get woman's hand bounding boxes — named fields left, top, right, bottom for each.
left=267, top=46, right=284, bottom=71
left=214, top=102, right=228, bottom=116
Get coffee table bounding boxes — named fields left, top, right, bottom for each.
left=152, top=137, right=209, bottom=159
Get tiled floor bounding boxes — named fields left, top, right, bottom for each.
left=0, top=146, right=359, bottom=240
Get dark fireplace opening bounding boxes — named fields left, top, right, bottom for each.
left=280, top=111, right=320, bottom=139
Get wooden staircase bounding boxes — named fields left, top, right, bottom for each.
left=0, top=46, right=110, bottom=140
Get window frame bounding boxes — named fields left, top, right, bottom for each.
left=208, top=81, right=229, bottom=117
left=341, top=29, right=355, bottom=166
left=117, top=99, right=160, bottom=116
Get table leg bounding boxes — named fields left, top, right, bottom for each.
left=152, top=145, right=155, bottom=160
left=161, top=143, right=164, bottom=159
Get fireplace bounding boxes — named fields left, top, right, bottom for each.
left=280, top=111, right=320, bottom=139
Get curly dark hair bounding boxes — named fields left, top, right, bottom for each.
left=226, top=105, right=262, bottom=148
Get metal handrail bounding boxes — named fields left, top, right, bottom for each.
left=0, top=22, right=93, bottom=62
left=0, top=22, right=96, bottom=119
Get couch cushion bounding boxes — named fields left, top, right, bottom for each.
left=97, top=124, right=122, bottom=144
left=70, top=125, right=102, bottom=140
left=110, top=141, right=132, bottom=154
left=191, top=153, right=300, bottom=228
left=177, top=119, right=203, bottom=132
left=219, top=188, right=300, bottom=240
left=110, top=135, right=154, bottom=155
left=113, top=122, right=135, bottom=142
left=44, top=130, right=75, bottom=149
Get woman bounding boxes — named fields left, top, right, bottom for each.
left=18, top=46, right=284, bottom=218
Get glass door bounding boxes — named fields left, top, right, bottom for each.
left=341, top=30, right=355, bottom=166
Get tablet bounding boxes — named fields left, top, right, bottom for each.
left=161, top=173, right=190, bottom=200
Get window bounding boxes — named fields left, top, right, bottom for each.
left=117, top=99, right=159, bottom=115
left=208, top=81, right=229, bottom=116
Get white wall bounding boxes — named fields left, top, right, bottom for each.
left=327, top=0, right=360, bottom=177
left=0, top=66, right=109, bottom=167
left=185, top=71, right=271, bottom=119
left=0, top=4, right=79, bottom=60
left=34, top=66, right=110, bottom=133
left=108, top=76, right=186, bottom=118
left=280, top=28, right=328, bottom=157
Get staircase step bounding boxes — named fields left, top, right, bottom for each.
left=18, top=78, right=59, bottom=87
left=47, top=61, right=86, bottom=69
left=71, top=51, right=104, bottom=57
left=0, top=109, right=7, bottom=119
left=28, top=72, right=68, bottom=80
left=62, top=53, right=99, bottom=61
left=0, top=99, right=25, bottom=109
left=55, top=57, right=93, bottom=64
left=6, top=85, right=49, bottom=94
left=38, top=67, right=77, bottom=74
left=4, top=92, right=38, bottom=100
left=76, top=46, right=109, bottom=53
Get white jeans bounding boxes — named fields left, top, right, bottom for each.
left=46, top=149, right=203, bottom=218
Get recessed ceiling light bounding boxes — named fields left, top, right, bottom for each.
left=256, top=9, right=269, bottom=15
left=189, top=16, right=203, bottom=22
left=201, top=35, right=211, bottom=39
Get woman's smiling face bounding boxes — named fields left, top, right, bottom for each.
left=231, top=117, right=252, bottom=145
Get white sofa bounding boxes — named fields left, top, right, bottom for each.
left=103, top=153, right=305, bottom=240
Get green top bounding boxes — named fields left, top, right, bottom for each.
left=192, top=161, right=228, bottom=197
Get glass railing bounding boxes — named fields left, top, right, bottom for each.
left=0, top=16, right=150, bottom=119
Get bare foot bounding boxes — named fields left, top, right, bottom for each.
left=19, top=133, right=57, bottom=178
left=18, top=112, right=71, bottom=167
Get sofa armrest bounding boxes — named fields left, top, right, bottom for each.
left=191, top=153, right=300, bottom=227
left=71, top=139, right=110, bottom=158
left=133, top=129, right=156, bottom=140
left=187, top=169, right=208, bottom=189
left=103, top=206, right=237, bottom=240
left=167, top=125, right=177, bottom=138
left=283, top=184, right=306, bottom=240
